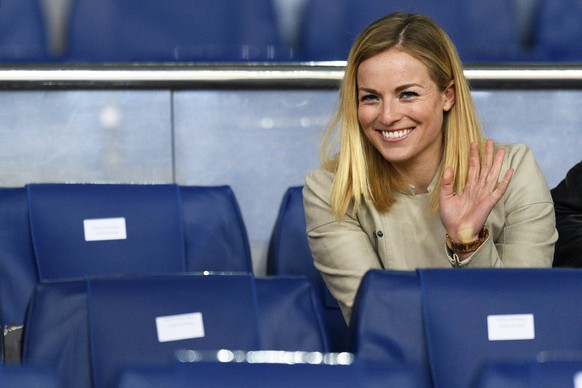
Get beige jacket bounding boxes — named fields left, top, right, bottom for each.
left=304, top=143, right=557, bottom=322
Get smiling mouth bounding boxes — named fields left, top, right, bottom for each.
left=380, top=128, right=413, bottom=139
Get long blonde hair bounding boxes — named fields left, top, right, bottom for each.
left=321, top=12, right=484, bottom=219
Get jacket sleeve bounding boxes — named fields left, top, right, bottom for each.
left=551, top=160, right=582, bottom=267
left=303, top=169, right=382, bottom=323
left=458, top=144, right=557, bottom=268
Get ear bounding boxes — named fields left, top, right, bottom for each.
left=442, top=81, right=456, bottom=112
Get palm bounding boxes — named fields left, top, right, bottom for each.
left=439, top=140, right=514, bottom=243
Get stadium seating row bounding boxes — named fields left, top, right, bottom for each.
left=1, top=0, right=581, bottom=63
left=0, top=184, right=253, bottom=331
left=350, top=268, right=582, bottom=388
left=1, top=183, right=582, bottom=387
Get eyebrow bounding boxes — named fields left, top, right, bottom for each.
left=395, top=83, right=422, bottom=92
left=358, top=83, right=423, bottom=94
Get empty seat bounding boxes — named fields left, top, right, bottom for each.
left=299, top=0, right=523, bottom=63
left=0, top=183, right=252, bottom=329
left=267, top=186, right=349, bottom=352
left=534, top=0, right=582, bottom=62
left=474, top=361, right=532, bottom=388
left=22, top=274, right=329, bottom=388
left=418, top=268, right=582, bottom=388
left=349, top=269, right=431, bottom=384
left=476, top=358, right=582, bottom=388
left=117, top=358, right=430, bottom=388
left=0, top=0, right=48, bottom=63
left=0, top=365, right=63, bottom=388
left=65, top=0, right=286, bottom=62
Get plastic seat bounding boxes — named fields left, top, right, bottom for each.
left=0, top=365, right=63, bottom=388
left=117, top=359, right=430, bottom=388
left=299, top=0, right=523, bottom=63
left=21, top=274, right=328, bottom=388
left=0, top=0, right=48, bottom=63
left=267, top=186, right=349, bottom=352
left=65, top=0, right=286, bottom=62
left=534, top=0, right=582, bottom=62
left=418, top=268, right=582, bottom=388
left=476, top=358, right=582, bottom=388
left=349, top=269, right=431, bottom=384
left=0, top=183, right=252, bottom=329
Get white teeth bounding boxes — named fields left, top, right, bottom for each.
left=381, top=129, right=412, bottom=139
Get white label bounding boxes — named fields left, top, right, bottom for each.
left=487, top=314, right=535, bottom=341
left=83, top=217, right=127, bottom=241
left=156, top=312, right=205, bottom=343
left=573, top=371, right=582, bottom=388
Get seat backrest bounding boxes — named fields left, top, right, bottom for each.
left=418, top=268, right=582, bottom=388
left=476, top=358, right=582, bottom=388
left=27, top=183, right=186, bottom=279
left=267, top=186, right=348, bottom=351
left=299, top=0, right=522, bottom=63
left=0, top=184, right=252, bottom=327
left=534, top=0, right=582, bottom=61
left=66, top=0, right=285, bottom=62
left=180, top=185, right=252, bottom=273
left=474, top=361, right=532, bottom=388
left=0, top=188, right=38, bottom=327
left=22, top=274, right=328, bottom=388
left=117, top=361, right=430, bottom=388
left=0, top=0, right=48, bottom=63
left=0, top=365, right=63, bottom=388
left=349, top=269, right=431, bottom=383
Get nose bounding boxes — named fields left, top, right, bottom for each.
left=378, top=99, right=402, bottom=126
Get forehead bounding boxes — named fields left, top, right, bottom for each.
left=357, top=48, right=433, bottom=88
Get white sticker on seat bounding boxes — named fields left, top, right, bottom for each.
left=487, top=314, right=535, bottom=341
left=156, top=312, right=205, bottom=343
left=83, top=217, right=127, bottom=241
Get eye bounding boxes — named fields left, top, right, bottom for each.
left=400, top=91, right=418, bottom=100
left=359, top=94, right=379, bottom=103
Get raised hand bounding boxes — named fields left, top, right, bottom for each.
left=439, top=139, right=514, bottom=245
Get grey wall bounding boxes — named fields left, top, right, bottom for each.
left=0, top=88, right=579, bottom=274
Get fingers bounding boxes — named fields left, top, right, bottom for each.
left=492, top=167, right=514, bottom=198
left=466, top=139, right=513, bottom=196
left=467, top=142, right=479, bottom=183
left=480, top=139, right=494, bottom=180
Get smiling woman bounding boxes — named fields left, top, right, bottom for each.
left=356, top=49, right=455, bottom=193
left=302, top=12, right=557, bottom=323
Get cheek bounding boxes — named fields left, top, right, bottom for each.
left=357, top=106, right=374, bottom=127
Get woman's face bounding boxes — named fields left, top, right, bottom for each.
left=357, top=48, right=455, bottom=174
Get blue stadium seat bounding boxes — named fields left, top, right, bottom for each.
left=0, top=0, right=48, bottom=63
left=117, top=359, right=430, bottom=388
left=65, top=0, right=287, bottom=62
left=0, top=188, right=38, bottom=328
left=0, top=365, right=63, bottom=388
left=476, top=358, right=582, bottom=388
left=299, top=0, right=523, bottom=63
left=418, top=268, right=582, bottom=388
left=349, top=269, right=431, bottom=384
left=0, top=183, right=252, bottom=328
left=21, top=274, right=329, bottom=388
left=534, top=0, right=582, bottom=61
left=267, top=186, right=349, bottom=352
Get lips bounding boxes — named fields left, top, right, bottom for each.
left=380, top=128, right=413, bottom=139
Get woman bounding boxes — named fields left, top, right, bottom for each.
left=303, top=13, right=557, bottom=323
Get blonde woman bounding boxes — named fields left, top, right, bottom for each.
left=303, top=13, right=557, bottom=323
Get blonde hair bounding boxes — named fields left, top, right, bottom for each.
left=321, top=13, right=484, bottom=219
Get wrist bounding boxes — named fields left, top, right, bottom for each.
left=446, top=226, right=489, bottom=254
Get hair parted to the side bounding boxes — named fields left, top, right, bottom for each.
left=320, top=12, right=485, bottom=220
